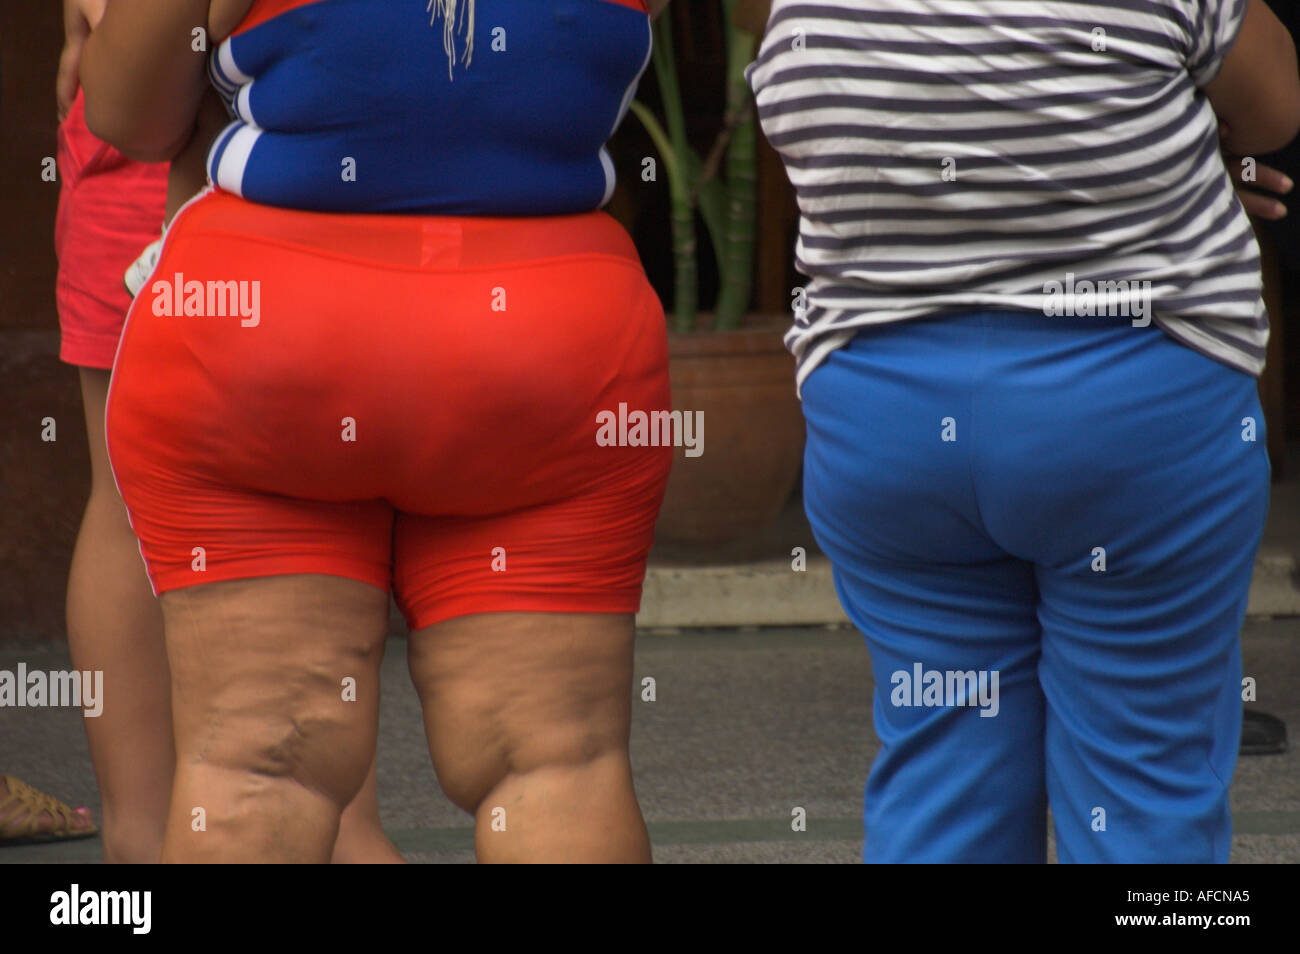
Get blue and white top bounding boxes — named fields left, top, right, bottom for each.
left=746, top=0, right=1264, bottom=391
left=206, top=0, right=652, bottom=215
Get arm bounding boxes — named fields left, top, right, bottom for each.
left=56, top=0, right=107, bottom=121
left=80, top=0, right=253, bottom=161
left=1203, top=0, right=1300, bottom=156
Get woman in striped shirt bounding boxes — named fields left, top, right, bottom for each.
left=748, top=0, right=1299, bottom=862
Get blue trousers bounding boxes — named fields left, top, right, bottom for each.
left=801, top=309, right=1270, bottom=863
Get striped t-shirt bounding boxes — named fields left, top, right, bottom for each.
left=745, top=0, right=1264, bottom=392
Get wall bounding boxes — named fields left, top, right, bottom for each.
left=1, top=2, right=90, bottom=642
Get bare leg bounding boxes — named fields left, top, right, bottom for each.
left=66, top=367, right=172, bottom=863
left=330, top=745, right=403, bottom=863
left=69, top=370, right=400, bottom=862
left=160, top=574, right=388, bottom=863
left=407, top=612, right=649, bottom=863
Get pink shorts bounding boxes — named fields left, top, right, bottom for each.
left=54, top=87, right=168, bottom=370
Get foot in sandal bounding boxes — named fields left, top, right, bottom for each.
left=0, top=776, right=99, bottom=846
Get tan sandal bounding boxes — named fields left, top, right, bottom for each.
left=0, top=776, right=99, bottom=846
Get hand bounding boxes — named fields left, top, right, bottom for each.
left=1219, top=121, right=1294, bottom=221
left=57, top=0, right=108, bottom=122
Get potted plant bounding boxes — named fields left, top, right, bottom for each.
left=629, top=0, right=803, bottom=546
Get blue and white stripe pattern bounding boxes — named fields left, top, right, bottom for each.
left=746, top=0, right=1264, bottom=391
left=205, top=0, right=652, bottom=215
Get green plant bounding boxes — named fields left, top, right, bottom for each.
left=629, top=0, right=759, bottom=333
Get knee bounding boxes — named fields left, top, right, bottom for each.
left=435, top=719, right=626, bottom=815
left=99, top=816, right=166, bottom=864
left=94, top=784, right=170, bottom=863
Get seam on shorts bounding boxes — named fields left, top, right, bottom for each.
left=164, top=226, right=649, bottom=276
left=963, top=314, right=994, bottom=542
left=103, top=187, right=220, bottom=606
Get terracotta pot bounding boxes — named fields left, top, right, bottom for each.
left=654, top=316, right=805, bottom=545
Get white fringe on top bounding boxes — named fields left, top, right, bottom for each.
left=428, top=0, right=475, bottom=79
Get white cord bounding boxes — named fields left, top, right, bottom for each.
left=427, top=0, right=475, bottom=79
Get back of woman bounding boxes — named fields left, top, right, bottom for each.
left=747, top=0, right=1299, bottom=863
left=81, top=0, right=672, bottom=863
left=747, top=0, right=1278, bottom=387
left=206, top=0, right=652, bottom=213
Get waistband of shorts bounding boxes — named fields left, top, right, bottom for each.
left=171, top=189, right=642, bottom=270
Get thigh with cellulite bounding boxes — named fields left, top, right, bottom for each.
left=160, top=574, right=389, bottom=862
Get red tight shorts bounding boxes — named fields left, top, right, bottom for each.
left=105, top=189, right=672, bottom=629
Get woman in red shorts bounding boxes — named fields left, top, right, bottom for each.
left=56, top=0, right=398, bottom=862
left=82, top=0, right=673, bottom=862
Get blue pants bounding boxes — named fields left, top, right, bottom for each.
left=801, top=309, right=1270, bottom=863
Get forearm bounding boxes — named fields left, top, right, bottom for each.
left=80, top=0, right=212, bottom=161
